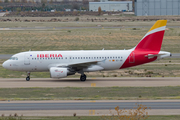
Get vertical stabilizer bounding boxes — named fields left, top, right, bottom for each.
left=134, top=20, right=167, bottom=51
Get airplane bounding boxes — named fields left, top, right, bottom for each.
left=2, top=20, right=171, bottom=81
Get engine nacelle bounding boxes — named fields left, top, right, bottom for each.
left=50, top=67, right=68, bottom=78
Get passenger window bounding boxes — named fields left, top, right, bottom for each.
left=65, top=57, right=67, bottom=59
left=86, top=57, right=88, bottom=59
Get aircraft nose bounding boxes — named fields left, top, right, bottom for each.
left=2, top=61, right=8, bottom=69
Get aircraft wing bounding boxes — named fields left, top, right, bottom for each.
left=50, top=59, right=106, bottom=70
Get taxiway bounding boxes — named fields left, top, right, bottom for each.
left=0, top=77, right=180, bottom=88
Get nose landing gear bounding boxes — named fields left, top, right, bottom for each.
left=26, top=72, right=30, bottom=81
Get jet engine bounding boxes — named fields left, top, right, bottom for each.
left=50, top=67, right=68, bottom=78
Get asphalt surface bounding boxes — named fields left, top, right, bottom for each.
left=0, top=53, right=180, bottom=59
left=0, top=101, right=180, bottom=111
left=0, top=77, right=180, bottom=88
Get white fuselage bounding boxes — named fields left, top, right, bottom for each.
left=3, top=50, right=171, bottom=73
left=3, top=50, right=132, bottom=72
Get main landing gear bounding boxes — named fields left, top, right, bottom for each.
left=80, top=74, right=86, bottom=81
left=26, top=72, right=30, bottom=81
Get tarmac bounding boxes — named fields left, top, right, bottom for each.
left=0, top=77, right=180, bottom=88
left=0, top=100, right=180, bottom=116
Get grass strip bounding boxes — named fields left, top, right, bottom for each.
left=0, top=86, right=180, bottom=100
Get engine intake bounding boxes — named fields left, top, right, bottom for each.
left=50, top=67, right=68, bottom=78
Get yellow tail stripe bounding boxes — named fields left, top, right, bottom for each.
left=148, top=20, right=167, bottom=32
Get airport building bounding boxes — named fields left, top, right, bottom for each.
left=89, top=0, right=132, bottom=12
left=135, top=0, right=180, bottom=16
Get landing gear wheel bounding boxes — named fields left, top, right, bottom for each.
left=80, top=74, right=86, bottom=81
left=26, top=76, right=30, bottom=81
left=26, top=72, right=30, bottom=81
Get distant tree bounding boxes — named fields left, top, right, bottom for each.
left=98, top=6, right=101, bottom=16
left=41, top=0, right=47, bottom=10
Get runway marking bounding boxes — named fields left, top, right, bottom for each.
left=90, top=101, right=96, bottom=102
left=91, top=83, right=96, bottom=87
left=89, top=110, right=95, bottom=115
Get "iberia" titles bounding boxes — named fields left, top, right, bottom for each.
left=37, top=54, right=62, bottom=58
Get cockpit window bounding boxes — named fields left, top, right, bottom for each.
left=9, top=57, right=18, bottom=60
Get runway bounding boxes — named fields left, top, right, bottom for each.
left=0, top=77, right=180, bottom=88
left=0, top=100, right=180, bottom=116
left=1, top=101, right=180, bottom=110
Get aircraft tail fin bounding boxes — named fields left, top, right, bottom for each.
left=134, top=20, right=167, bottom=52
